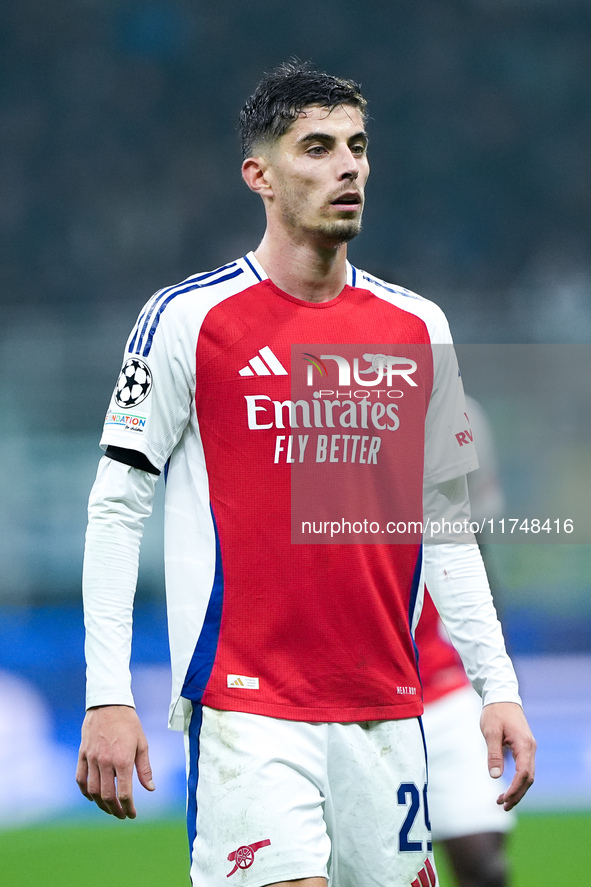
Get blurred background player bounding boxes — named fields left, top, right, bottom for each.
left=417, top=395, right=514, bottom=887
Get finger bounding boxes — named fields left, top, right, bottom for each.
left=94, top=795, right=116, bottom=816
left=86, top=758, right=116, bottom=816
left=91, top=755, right=131, bottom=819
left=498, top=751, right=535, bottom=810
left=114, top=765, right=137, bottom=819
left=135, top=744, right=155, bottom=793
left=497, top=771, right=533, bottom=811
left=75, top=754, right=93, bottom=801
left=101, top=787, right=127, bottom=820
left=484, top=729, right=505, bottom=779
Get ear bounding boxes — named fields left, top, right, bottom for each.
left=242, top=156, right=274, bottom=198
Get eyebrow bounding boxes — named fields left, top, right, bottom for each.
left=297, top=130, right=369, bottom=147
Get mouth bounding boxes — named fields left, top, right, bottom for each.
left=330, top=191, right=363, bottom=211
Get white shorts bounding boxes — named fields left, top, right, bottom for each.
left=422, top=685, right=516, bottom=842
left=184, top=705, right=438, bottom=887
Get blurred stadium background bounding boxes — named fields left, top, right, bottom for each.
left=1, top=0, right=590, bottom=881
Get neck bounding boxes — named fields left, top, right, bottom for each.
left=254, top=227, right=349, bottom=303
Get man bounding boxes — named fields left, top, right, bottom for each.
left=77, top=62, right=535, bottom=887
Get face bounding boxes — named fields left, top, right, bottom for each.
left=262, top=104, right=369, bottom=246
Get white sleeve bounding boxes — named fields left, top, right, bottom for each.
left=83, top=456, right=157, bottom=710
left=424, top=341, right=479, bottom=486
left=423, top=477, right=521, bottom=707
left=100, top=291, right=197, bottom=472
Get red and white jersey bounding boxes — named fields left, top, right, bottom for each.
left=100, top=253, right=478, bottom=727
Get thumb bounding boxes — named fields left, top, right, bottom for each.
left=136, top=744, right=155, bottom=791
left=484, top=726, right=505, bottom=779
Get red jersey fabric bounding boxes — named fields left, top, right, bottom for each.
left=194, top=279, right=430, bottom=720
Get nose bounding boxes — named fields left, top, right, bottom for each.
left=337, top=146, right=360, bottom=181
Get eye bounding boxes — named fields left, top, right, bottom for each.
left=350, top=143, right=367, bottom=156
left=307, top=145, right=328, bottom=156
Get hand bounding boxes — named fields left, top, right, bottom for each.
left=480, top=701, right=536, bottom=811
left=76, top=705, right=155, bottom=819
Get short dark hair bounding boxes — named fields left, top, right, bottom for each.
left=239, top=60, right=367, bottom=159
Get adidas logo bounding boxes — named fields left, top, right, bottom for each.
left=411, top=858, right=437, bottom=887
left=227, top=674, right=260, bottom=690
left=239, top=346, right=288, bottom=377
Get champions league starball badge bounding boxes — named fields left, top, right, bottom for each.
left=114, top=357, right=153, bottom=408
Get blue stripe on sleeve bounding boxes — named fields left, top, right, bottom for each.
left=140, top=267, right=244, bottom=356
left=127, top=262, right=241, bottom=356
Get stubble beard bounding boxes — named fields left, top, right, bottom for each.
left=313, top=217, right=363, bottom=245
left=282, top=205, right=363, bottom=247
left=278, top=183, right=364, bottom=247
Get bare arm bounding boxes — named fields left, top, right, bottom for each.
left=76, top=705, right=154, bottom=819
